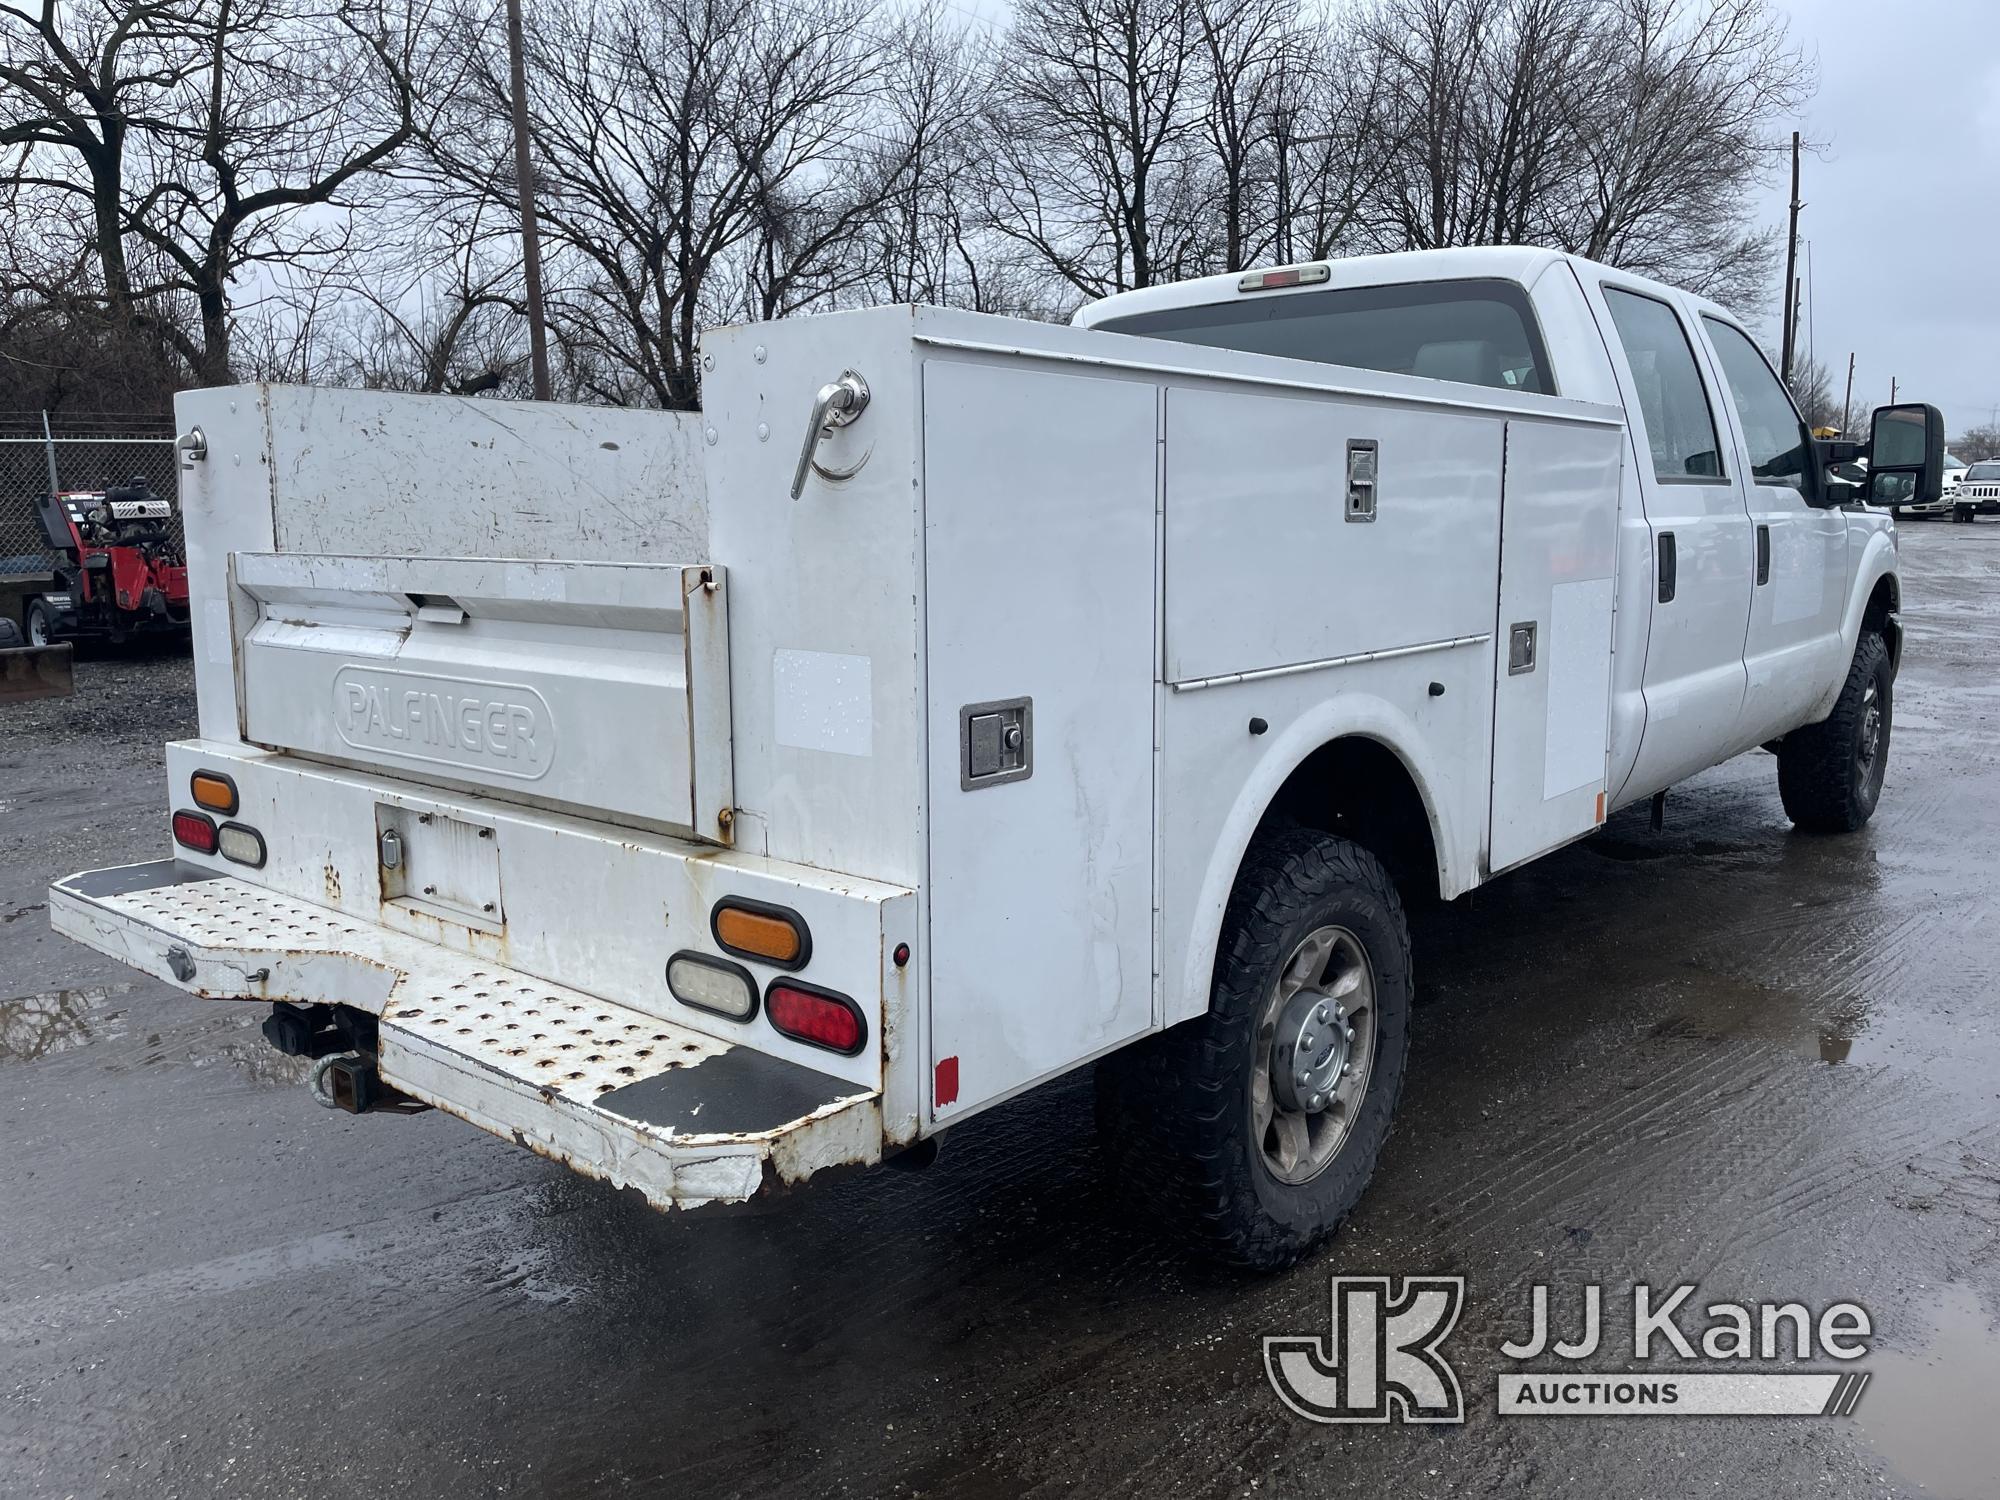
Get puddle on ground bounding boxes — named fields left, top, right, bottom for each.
left=0, top=985, right=130, bottom=1061
left=1857, top=1282, right=2000, bottom=1498
left=196, top=1034, right=315, bottom=1089
left=1646, top=969, right=1879, bottom=1066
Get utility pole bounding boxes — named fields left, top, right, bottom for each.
left=1890, top=376, right=1898, bottom=405
left=1841, top=353, right=1855, bottom=435
left=1780, top=131, right=1801, bottom=383
left=505, top=0, right=553, bottom=401
left=39, top=411, right=60, bottom=495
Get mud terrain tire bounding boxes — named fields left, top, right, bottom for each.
left=1095, top=828, right=1411, bottom=1271
left=1778, top=631, right=1892, bottom=834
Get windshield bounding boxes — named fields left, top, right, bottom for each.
left=1966, top=461, right=2000, bottom=480
left=1094, top=278, right=1554, bottom=395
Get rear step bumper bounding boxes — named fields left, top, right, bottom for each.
left=49, top=860, right=884, bottom=1208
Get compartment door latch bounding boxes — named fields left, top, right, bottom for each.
left=960, top=697, right=1032, bottom=790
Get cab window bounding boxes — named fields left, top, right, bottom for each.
left=1601, top=286, right=1725, bottom=482
left=1095, top=278, right=1554, bottom=395
left=1703, top=317, right=1811, bottom=493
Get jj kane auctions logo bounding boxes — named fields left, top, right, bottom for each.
left=1265, top=1278, right=1874, bottom=1422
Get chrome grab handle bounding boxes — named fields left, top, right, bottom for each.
left=175, top=426, right=207, bottom=469
left=789, top=370, right=870, bottom=499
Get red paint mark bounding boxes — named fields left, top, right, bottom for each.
left=934, top=1055, right=959, bottom=1108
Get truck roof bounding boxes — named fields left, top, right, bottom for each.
left=1073, top=245, right=1734, bottom=331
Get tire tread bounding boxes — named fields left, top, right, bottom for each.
left=1777, top=631, right=1891, bottom=834
left=1097, top=828, right=1410, bottom=1270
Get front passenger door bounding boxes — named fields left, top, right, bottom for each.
left=1699, top=316, right=1850, bottom=745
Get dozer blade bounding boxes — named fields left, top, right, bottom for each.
left=0, top=643, right=74, bottom=703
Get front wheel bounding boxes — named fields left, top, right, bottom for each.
left=1778, top=632, right=1892, bottom=833
left=24, top=597, right=53, bottom=647
left=1095, top=828, right=1411, bottom=1270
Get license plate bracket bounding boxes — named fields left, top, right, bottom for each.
left=376, top=805, right=504, bottom=930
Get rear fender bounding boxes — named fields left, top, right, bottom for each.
left=1173, top=692, right=1461, bottom=1028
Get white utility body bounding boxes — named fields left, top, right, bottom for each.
left=52, top=249, right=1929, bottom=1265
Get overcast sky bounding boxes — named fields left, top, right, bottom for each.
left=1760, top=0, right=2000, bottom=437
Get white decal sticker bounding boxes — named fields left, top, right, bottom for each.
left=203, top=598, right=231, bottom=667
left=1543, top=577, right=1614, bottom=799
left=773, top=649, right=873, bottom=757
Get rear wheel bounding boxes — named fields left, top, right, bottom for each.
left=1095, top=828, right=1411, bottom=1270
left=1778, top=631, right=1892, bottom=833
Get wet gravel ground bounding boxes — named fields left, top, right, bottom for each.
left=5, top=525, right=2000, bottom=1500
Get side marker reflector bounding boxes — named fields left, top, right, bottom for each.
left=712, top=898, right=810, bottom=969
left=190, top=771, right=239, bottom=815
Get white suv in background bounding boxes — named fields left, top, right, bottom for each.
left=1954, top=459, right=2000, bottom=522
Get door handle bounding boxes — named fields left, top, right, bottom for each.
left=1756, top=524, right=1771, bottom=585
left=1508, top=621, right=1537, bottom=675
left=789, top=370, right=871, bottom=499
left=1657, top=531, right=1677, bottom=603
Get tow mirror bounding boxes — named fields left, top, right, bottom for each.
left=1867, top=403, right=1945, bottom=505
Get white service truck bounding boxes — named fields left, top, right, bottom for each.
left=49, top=248, right=1943, bottom=1268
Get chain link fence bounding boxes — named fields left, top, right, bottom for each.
left=1, top=415, right=183, bottom=582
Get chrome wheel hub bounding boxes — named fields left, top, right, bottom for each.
left=1273, top=989, right=1353, bottom=1114
left=1252, top=924, right=1378, bottom=1185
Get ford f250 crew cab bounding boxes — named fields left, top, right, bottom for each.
left=49, top=247, right=1945, bottom=1269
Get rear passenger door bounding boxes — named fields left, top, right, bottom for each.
left=1586, top=280, right=1755, bottom=794
left=1698, top=315, right=1849, bottom=744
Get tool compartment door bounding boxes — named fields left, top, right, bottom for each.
left=1488, top=419, right=1623, bottom=871
left=229, top=553, right=731, bottom=841
left=921, top=360, right=1157, bottom=1120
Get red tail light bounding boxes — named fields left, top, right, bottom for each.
left=765, top=981, right=866, bottom=1056
left=171, top=809, right=218, bottom=854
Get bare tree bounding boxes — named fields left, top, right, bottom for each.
left=1, top=0, right=1823, bottom=407
left=130, top=0, right=437, bottom=383
left=429, top=0, right=888, bottom=409
left=1266, top=23, right=1383, bottom=265
left=2, top=0, right=437, bottom=386
left=850, top=6, right=1002, bottom=309
left=1564, top=0, right=1812, bottom=308
left=984, top=0, right=1207, bottom=298
left=333, top=173, right=531, bottom=392
left=0, top=0, right=207, bottom=373
left=1953, top=423, right=2000, bottom=463
left=1190, top=0, right=1304, bottom=272
left=1785, top=353, right=1836, bottom=431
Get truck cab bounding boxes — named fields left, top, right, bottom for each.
left=1079, top=247, right=1906, bottom=810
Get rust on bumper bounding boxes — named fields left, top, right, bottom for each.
left=48, top=860, right=884, bottom=1208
